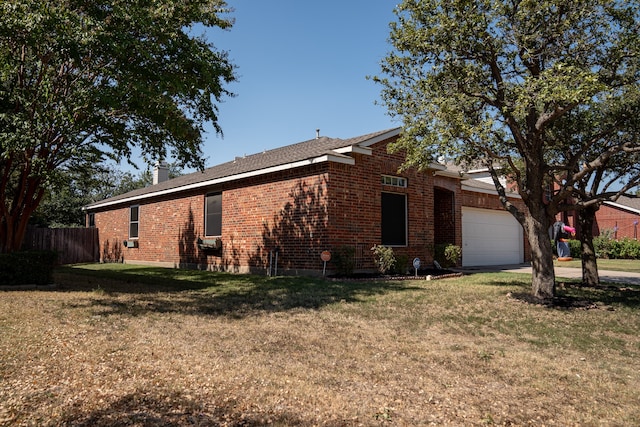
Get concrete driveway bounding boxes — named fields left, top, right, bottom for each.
left=458, top=264, right=640, bottom=286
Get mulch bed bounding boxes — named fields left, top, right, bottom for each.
left=328, top=268, right=463, bottom=281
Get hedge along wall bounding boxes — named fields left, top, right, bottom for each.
left=562, top=237, right=640, bottom=260
left=0, top=251, right=58, bottom=286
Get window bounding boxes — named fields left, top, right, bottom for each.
left=87, top=213, right=95, bottom=228
left=129, top=205, right=139, bottom=239
left=205, top=192, right=222, bottom=236
left=382, top=175, right=407, bottom=188
left=381, top=192, right=407, bottom=246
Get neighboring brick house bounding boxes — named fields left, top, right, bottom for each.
left=84, top=128, right=529, bottom=274
left=594, top=196, right=640, bottom=240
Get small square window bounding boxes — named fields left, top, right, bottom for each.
left=381, top=175, right=407, bottom=188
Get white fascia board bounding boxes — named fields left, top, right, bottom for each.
left=466, top=168, right=490, bottom=174
left=434, top=169, right=469, bottom=179
left=86, top=154, right=355, bottom=210
left=357, top=128, right=401, bottom=147
left=461, top=183, right=522, bottom=199
left=604, top=201, right=640, bottom=215
left=334, top=145, right=372, bottom=156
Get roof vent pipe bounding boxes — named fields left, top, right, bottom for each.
left=316, top=129, right=320, bottom=139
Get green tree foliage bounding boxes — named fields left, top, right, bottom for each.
left=374, top=0, right=640, bottom=299
left=30, top=163, right=183, bottom=227
left=0, top=0, right=235, bottom=252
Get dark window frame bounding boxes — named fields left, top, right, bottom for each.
left=129, top=205, right=139, bottom=239
left=205, top=192, right=222, bottom=237
left=381, top=192, right=408, bottom=246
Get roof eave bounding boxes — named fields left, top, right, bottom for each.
left=434, top=168, right=469, bottom=180
left=461, top=183, right=522, bottom=199
left=84, top=153, right=355, bottom=211
left=356, top=128, right=401, bottom=147
left=603, top=201, right=640, bottom=215
left=334, top=145, right=373, bottom=156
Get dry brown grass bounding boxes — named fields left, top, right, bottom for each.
left=1, top=265, right=639, bottom=426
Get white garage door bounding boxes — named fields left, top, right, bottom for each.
left=461, top=207, right=524, bottom=266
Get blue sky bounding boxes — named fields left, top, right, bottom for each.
left=123, top=1, right=399, bottom=173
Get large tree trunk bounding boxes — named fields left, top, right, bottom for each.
left=0, top=211, right=32, bottom=253
left=579, top=205, right=600, bottom=286
left=0, top=168, right=45, bottom=253
left=523, top=212, right=556, bottom=300
left=490, top=161, right=557, bottom=300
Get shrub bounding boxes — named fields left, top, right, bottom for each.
left=594, top=229, right=616, bottom=259
left=591, top=230, right=640, bottom=260
left=332, top=245, right=355, bottom=276
left=435, top=243, right=461, bottom=267
left=392, top=254, right=409, bottom=275
left=371, top=245, right=395, bottom=274
left=0, top=251, right=58, bottom=286
left=568, top=239, right=582, bottom=258
left=444, top=244, right=462, bottom=267
left=613, top=238, right=640, bottom=259
left=434, top=244, right=447, bottom=266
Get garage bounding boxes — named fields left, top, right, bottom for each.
left=461, top=207, right=524, bottom=266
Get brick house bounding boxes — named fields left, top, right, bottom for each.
left=593, top=196, right=640, bottom=240
left=84, top=128, right=529, bottom=274
left=551, top=187, right=639, bottom=241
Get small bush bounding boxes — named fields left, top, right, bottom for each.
left=594, top=229, right=616, bottom=259
left=568, top=240, right=582, bottom=258
left=435, top=243, right=461, bottom=267
left=332, top=245, right=355, bottom=276
left=371, top=245, right=395, bottom=274
left=0, top=250, right=58, bottom=286
left=444, top=245, right=462, bottom=267
left=613, top=238, right=640, bottom=259
left=392, top=254, right=409, bottom=275
left=592, top=230, right=640, bottom=259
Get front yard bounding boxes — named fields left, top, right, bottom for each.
left=1, top=264, right=639, bottom=426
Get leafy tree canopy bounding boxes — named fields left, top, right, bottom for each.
left=374, top=0, right=640, bottom=298
left=30, top=163, right=183, bottom=228
left=0, top=0, right=235, bottom=251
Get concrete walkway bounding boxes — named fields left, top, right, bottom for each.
left=457, top=264, right=640, bottom=286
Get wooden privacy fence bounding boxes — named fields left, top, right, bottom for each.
left=22, top=227, right=99, bottom=265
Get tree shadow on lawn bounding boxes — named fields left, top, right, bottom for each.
left=56, top=390, right=320, bottom=427
left=53, top=266, right=423, bottom=318
left=487, top=277, right=640, bottom=310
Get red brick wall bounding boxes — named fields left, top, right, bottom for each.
left=92, top=166, right=331, bottom=273
left=595, top=205, right=640, bottom=240
left=326, top=139, right=462, bottom=270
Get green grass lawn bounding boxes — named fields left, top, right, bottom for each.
left=1, top=263, right=638, bottom=426
left=554, top=258, right=640, bottom=273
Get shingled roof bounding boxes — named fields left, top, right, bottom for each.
left=85, top=128, right=401, bottom=210
left=605, top=195, right=640, bottom=214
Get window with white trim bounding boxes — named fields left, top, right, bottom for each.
left=129, top=205, right=139, bottom=239
left=205, top=192, right=222, bottom=237
left=381, top=175, right=407, bottom=188
left=381, top=192, right=407, bottom=246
